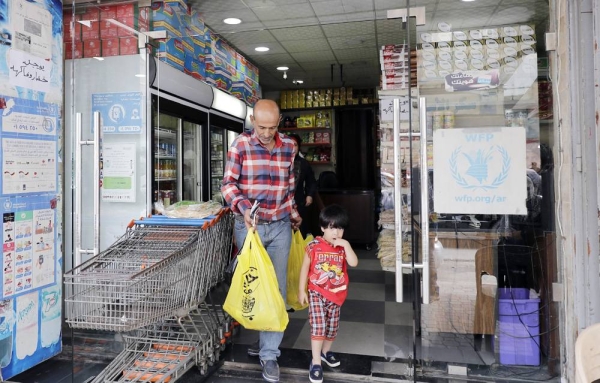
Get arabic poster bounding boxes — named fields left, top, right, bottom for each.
left=379, top=96, right=409, bottom=122
left=8, top=50, right=53, bottom=93
left=92, top=92, right=143, bottom=134
left=10, top=0, right=53, bottom=59
left=101, top=142, right=137, bottom=202
left=0, top=95, right=58, bottom=196
left=433, top=127, right=526, bottom=215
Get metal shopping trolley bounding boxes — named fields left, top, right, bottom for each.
left=64, top=209, right=235, bottom=382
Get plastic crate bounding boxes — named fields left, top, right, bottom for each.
left=498, top=289, right=540, bottom=366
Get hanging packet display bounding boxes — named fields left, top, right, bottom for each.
left=223, top=230, right=289, bottom=331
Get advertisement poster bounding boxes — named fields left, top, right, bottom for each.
left=101, top=142, right=137, bottom=202
left=0, top=195, right=60, bottom=379
left=92, top=92, right=143, bottom=134
left=0, top=96, right=58, bottom=195
left=433, top=127, right=527, bottom=215
left=0, top=0, right=62, bottom=378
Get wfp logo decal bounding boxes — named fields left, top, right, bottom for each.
left=449, top=145, right=510, bottom=191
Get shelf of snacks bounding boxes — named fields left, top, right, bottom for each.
left=303, top=146, right=331, bottom=164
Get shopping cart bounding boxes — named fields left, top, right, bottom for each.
left=64, top=209, right=235, bottom=383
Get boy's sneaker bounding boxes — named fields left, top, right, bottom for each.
left=260, top=359, right=280, bottom=382
left=321, top=352, right=340, bottom=367
left=247, top=341, right=260, bottom=356
left=309, top=362, right=323, bottom=383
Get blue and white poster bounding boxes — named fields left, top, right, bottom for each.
left=0, top=194, right=60, bottom=379
left=0, top=96, right=59, bottom=196
left=433, top=127, right=527, bottom=215
left=92, top=92, right=143, bottom=134
left=0, top=0, right=63, bottom=377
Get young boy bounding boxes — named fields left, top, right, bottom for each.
left=298, top=204, right=358, bottom=383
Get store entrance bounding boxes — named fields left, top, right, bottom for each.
left=262, top=1, right=559, bottom=381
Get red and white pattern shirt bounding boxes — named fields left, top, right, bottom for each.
left=221, top=130, right=299, bottom=222
left=306, top=237, right=349, bottom=306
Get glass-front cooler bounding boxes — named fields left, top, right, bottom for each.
left=154, top=112, right=181, bottom=207
left=210, top=127, right=224, bottom=199
left=152, top=96, right=208, bottom=208
left=208, top=114, right=243, bottom=201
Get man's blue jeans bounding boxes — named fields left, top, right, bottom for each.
left=233, top=217, right=292, bottom=361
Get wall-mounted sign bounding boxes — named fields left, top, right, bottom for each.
left=433, top=127, right=526, bottom=215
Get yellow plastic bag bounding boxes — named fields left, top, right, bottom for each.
left=286, top=231, right=314, bottom=311
left=223, top=230, right=289, bottom=332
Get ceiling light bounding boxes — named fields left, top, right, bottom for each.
left=461, top=0, right=476, bottom=2
left=135, top=74, right=146, bottom=77
left=293, top=80, right=303, bottom=84
left=283, top=71, right=287, bottom=80
left=276, top=66, right=289, bottom=71
left=223, top=18, right=242, bottom=25
left=255, top=46, right=270, bottom=52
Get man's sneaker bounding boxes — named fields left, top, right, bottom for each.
left=321, top=351, right=341, bottom=367
left=309, top=362, right=324, bottom=383
left=260, top=359, right=280, bottom=383
left=247, top=341, right=260, bottom=356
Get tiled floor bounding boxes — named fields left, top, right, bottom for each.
left=9, top=247, right=559, bottom=383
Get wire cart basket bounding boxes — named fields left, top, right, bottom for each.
left=64, top=210, right=235, bottom=382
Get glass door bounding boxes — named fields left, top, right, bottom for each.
left=209, top=127, right=225, bottom=202
left=64, top=1, right=154, bottom=381
left=64, top=2, right=151, bottom=265
left=183, top=121, right=202, bottom=201
left=384, top=0, right=557, bottom=380
left=153, top=111, right=180, bottom=207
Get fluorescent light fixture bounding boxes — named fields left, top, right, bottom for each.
left=293, top=79, right=303, bottom=84
left=276, top=66, right=289, bottom=71
left=255, top=46, right=269, bottom=52
left=93, top=57, right=104, bottom=61
left=461, top=0, right=476, bottom=2
left=212, top=87, right=246, bottom=119
left=135, top=73, right=146, bottom=77
left=223, top=18, right=242, bottom=24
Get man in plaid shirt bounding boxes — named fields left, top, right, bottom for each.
left=222, top=99, right=301, bottom=383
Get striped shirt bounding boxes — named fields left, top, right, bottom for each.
left=221, top=130, right=299, bottom=222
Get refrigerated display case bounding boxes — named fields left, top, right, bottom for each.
left=209, top=127, right=225, bottom=200
left=154, top=112, right=180, bottom=207
left=152, top=103, right=207, bottom=208
left=204, top=88, right=248, bottom=201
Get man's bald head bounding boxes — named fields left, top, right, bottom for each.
left=253, top=99, right=280, bottom=122
left=251, top=99, right=281, bottom=148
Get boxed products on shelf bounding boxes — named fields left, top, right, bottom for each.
left=151, top=2, right=183, bottom=38
left=156, top=38, right=186, bottom=71
left=183, top=54, right=206, bottom=80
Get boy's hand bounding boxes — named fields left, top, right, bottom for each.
left=298, top=291, right=308, bottom=305
left=332, top=238, right=350, bottom=249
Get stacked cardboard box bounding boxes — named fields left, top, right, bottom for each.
left=379, top=44, right=410, bottom=90
left=231, top=53, right=260, bottom=104
left=204, top=31, right=236, bottom=92
left=63, top=0, right=260, bottom=105
left=64, top=4, right=150, bottom=59
left=64, top=12, right=83, bottom=59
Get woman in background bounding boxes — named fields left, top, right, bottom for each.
left=289, top=134, right=317, bottom=237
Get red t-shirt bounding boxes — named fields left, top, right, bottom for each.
left=306, top=237, right=349, bottom=306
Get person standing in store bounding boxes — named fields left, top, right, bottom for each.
left=298, top=204, right=358, bottom=383
left=221, top=98, right=301, bottom=383
left=288, top=133, right=317, bottom=237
